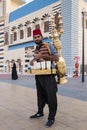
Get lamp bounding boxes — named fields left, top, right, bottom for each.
left=81, top=8, right=85, bottom=82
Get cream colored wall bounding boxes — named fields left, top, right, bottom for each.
left=0, top=1, right=3, bottom=16
left=4, top=47, right=25, bottom=74
left=6, top=0, right=24, bottom=14
left=4, top=48, right=24, bottom=61
left=0, top=0, right=24, bottom=16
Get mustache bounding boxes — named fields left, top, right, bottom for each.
left=35, top=40, right=42, bottom=44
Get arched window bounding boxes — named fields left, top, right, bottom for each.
left=4, top=32, right=9, bottom=45
left=27, top=27, right=31, bottom=37
left=13, top=32, right=17, bottom=41
left=55, top=12, right=59, bottom=31
left=44, top=21, right=49, bottom=32
left=20, top=30, right=24, bottom=39
left=35, top=24, right=40, bottom=29
left=10, top=34, right=13, bottom=44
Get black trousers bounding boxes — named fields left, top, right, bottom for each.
left=35, top=74, right=58, bottom=120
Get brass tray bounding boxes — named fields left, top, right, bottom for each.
left=27, top=69, right=56, bottom=75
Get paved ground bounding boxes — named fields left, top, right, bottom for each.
left=0, top=74, right=87, bottom=101
left=0, top=74, right=87, bottom=130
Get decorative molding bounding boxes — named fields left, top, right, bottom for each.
left=24, top=20, right=31, bottom=26
left=41, top=13, right=50, bottom=20
left=32, top=17, right=40, bottom=23
left=11, top=26, right=16, bottom=31
left=17, top=24, right=23, bottom=29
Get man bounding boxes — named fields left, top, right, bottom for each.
left=30, top=29, right=59, bottom=127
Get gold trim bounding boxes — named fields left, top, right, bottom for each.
left=27, top=69, right=56, bottom=75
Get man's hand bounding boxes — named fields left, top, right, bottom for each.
left=40, top=44, right=49, bottom=54
left=34, top=52, right=43, bottom=60
left=30, top=60, right=34, bottom=66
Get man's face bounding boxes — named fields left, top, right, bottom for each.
left=33, top=34, right=42, bottom=44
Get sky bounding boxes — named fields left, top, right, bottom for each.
left=24, top=0, right=34, bottom=3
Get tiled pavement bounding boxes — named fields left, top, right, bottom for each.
left=0, top=74, right=87, bottom=130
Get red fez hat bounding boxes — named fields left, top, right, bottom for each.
left=33, top=29, right=42, bottom=36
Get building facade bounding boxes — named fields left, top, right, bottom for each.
left=4, top=0, right=61, bottom=74
left=0, top=0, right=25, bottom=73
left=1, top=0, right=87, bottom=75
left=61, top=0, right=87, bottom=75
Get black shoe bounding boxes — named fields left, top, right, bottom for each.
left=30, top=112, right=44, bottom=119
left=46, top=119, right=55, bottom=127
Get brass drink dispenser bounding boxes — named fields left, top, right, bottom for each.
left=50, top=13, right=67, bottom=84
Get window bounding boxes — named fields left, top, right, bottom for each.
left=55, top=13, right=59, bottom=31
left=0, top=57, right=4, bottom=59
left=4, top=32, right=8, bottom=45
left=0, top=24, right=4, bottom=27
left=27, top=27, right=31, bottom=37
left=35, top=24, right=40, bottom=29
left=10, top=34, right=13, bottom=44
left=20, top=30, right=24, bottom=39
left=13, top=32, right=17, bottom=41
left=44, top=21, right=49, bottom=32
left=0, top=49, right=4, bottom=51
left=0, top=40, right=4, bottom=43
left=0, top=32, right=4, bottom=35
left=0, top=65, right=3, bottom=67
left=25, top=64, right=28, bottom=67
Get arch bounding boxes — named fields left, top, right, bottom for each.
left=17, top=59, right=22, bottom=73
